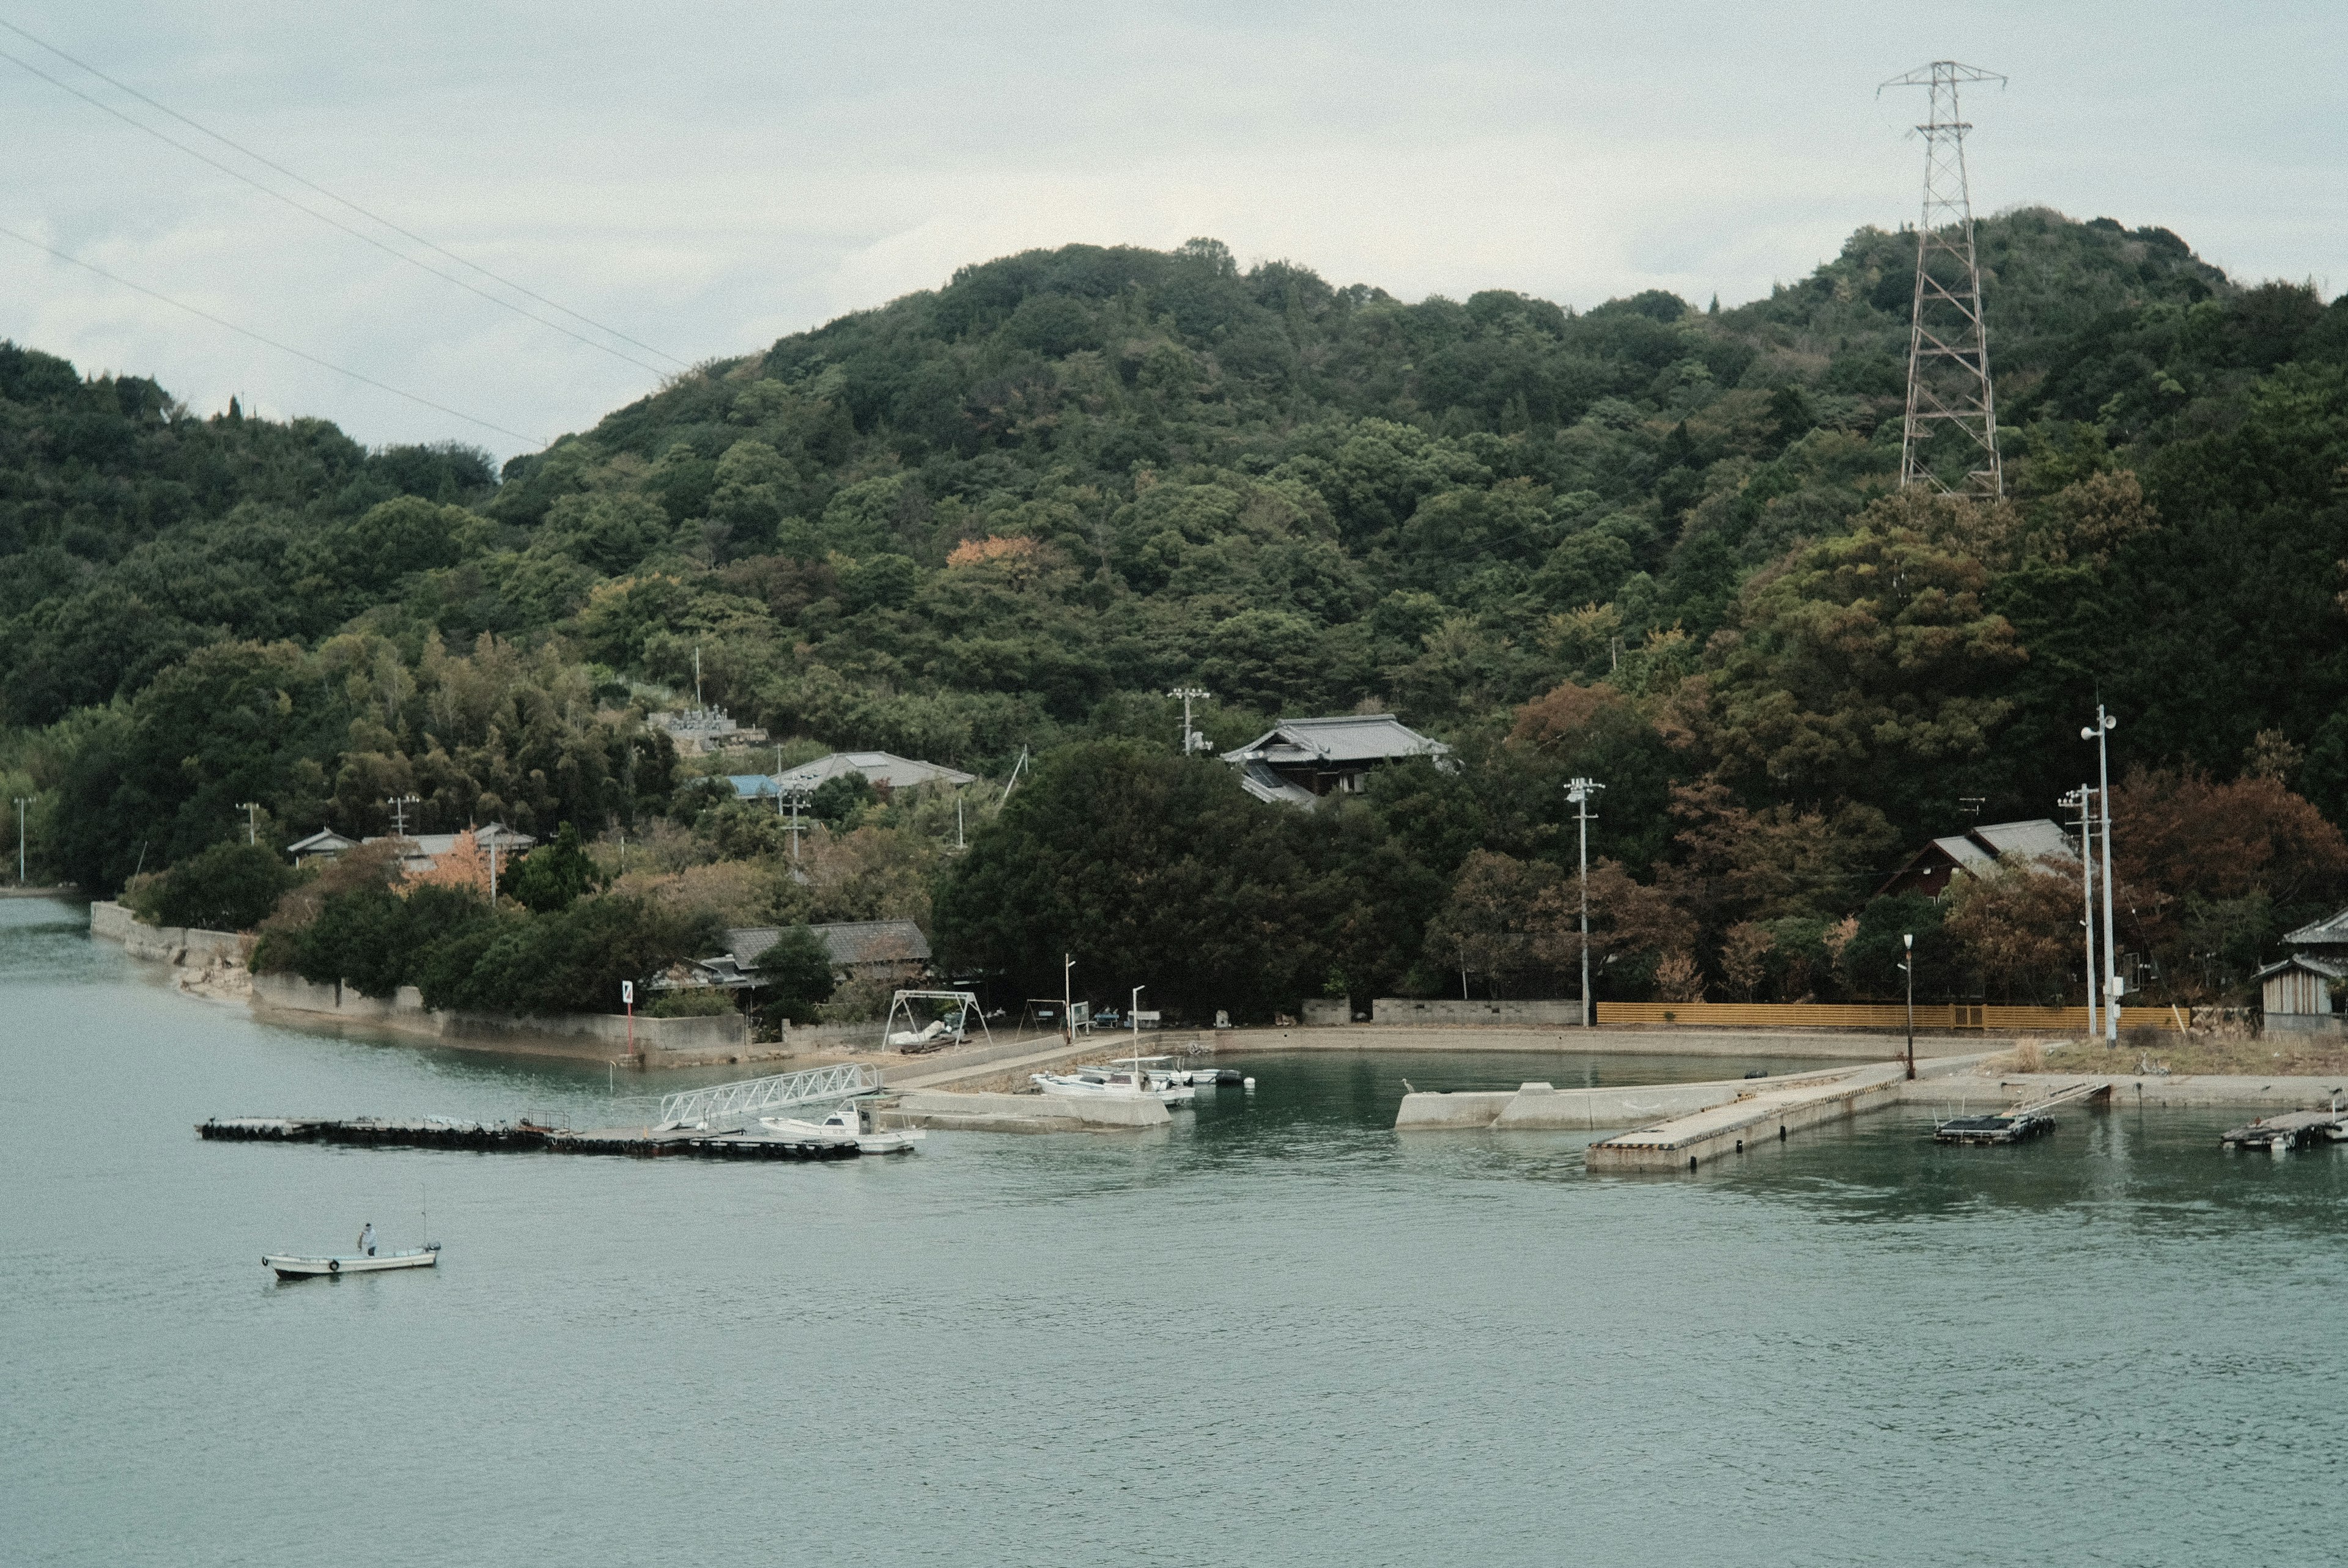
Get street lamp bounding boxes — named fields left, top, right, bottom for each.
left=1902, top=932, right=1916, bottom=1081
left=12, top=797, right=28, bottom=886
left=2081, top=705, right=2120, bottom=1043
left=1566, top=778, right=1606, bottom=1028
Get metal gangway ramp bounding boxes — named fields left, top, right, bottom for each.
left=655, top=1062, right=880, bottom=1132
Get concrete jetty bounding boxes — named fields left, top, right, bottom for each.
left=1395, top=1067, right=1867, bottom=1132
left=880, top=1091, right=1170, bottom=1132
left=1584, top=1064, right=1913, bottom=1172
left=1397, top=1053, right=2006, bottom=1171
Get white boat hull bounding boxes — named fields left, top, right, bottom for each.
left=265, top=1245, right=439, bottom=1279
left=756, top=1113, right=927, bottom=1154
left=1033, top=1072, right=1190, bottom=1105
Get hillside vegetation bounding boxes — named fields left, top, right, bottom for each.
left=7, top=208, right=2347, bottom=1017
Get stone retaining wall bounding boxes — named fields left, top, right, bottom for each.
left=1372, top=998, right=1586, bottom=1027
left=249, top=971, right=752, bottom=1065
left=89, top=900, right=249, bottom=965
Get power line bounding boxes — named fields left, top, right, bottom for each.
left=0, top=221, right=545, bottom=447
left=0, top=20, right=686, bottom=377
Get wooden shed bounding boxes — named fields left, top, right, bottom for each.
left=2256, top=954, right=2347, bottom=1020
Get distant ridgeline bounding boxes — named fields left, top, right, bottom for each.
left=7, top=208, right=2348, bottom=1017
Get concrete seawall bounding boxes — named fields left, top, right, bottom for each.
left=95, top=902, right=761, bottom=1067
left=881, top=1090, right=1170, bottom=1132
left=249, top=971, right=756, bottom=1067
left=89, top=900, right=248, bottom=965
left=1373, top=998, right=1587, bottom=1027
left=1239, top=1023, right=1992, bottom=1059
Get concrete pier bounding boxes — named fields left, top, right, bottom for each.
left=1396, top=1067, right=1865, bottom=1132
left=880, top=1090, right=1170, bottom=1132
left=1584, top=1064, right=1911, bottom=1172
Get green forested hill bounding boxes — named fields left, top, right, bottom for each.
left=8, top=208, right=2348, bottom=1015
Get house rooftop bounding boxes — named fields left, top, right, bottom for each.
left=727, top=919, right=932, bottom=971
left=772, top=752, right=976, bottom=794
left=2284, top=904, right=2348, bottom=946
left=1970, top=819, right=2075, bottom=864
left=1222, top=715, right=1451, bottom=767
left=1876, top=818, right=2076, bottom=899
left=2256, top=953, right=2348, bottom=982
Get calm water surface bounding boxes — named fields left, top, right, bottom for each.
left=4, top=899, right=2344, bottom=1566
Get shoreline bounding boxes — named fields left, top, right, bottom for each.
left=61, top=894, right=2336, bottom=1086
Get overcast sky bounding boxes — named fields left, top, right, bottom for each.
left=2, top=2, right=2340, bottom=460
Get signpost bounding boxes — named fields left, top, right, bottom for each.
left=622, top=979, right=635, bottom=1058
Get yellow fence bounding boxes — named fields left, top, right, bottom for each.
left=1596, top=1001, right=2186, bottom=1033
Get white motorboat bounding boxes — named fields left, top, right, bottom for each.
left=1071, top=1062, right=1200, bottom=1099
left=1032, top=1070, right=1192, bottom=1105
left=756, top=1101, right=926, bottom=1154
left=264, top=1244, right=439, bottom=1279
left=1085, top=1054, right=1244, bottom=1089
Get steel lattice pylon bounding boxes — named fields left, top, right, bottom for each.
left=1883, top=61, right=2006, bottom=499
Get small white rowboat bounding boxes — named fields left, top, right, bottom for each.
left=264, top=1244, right=440, bottom=1279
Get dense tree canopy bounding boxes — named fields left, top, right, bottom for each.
left=12, top=207, right=2348, bottom=1017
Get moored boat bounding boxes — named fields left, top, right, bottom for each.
left=264, top=1243, right=439, bottom=1279
left=756, top=1101, right=926, bottom=1154
left=1032, top=1070, right=1191, bottom=1105
left=1076, top=1055, right=1219, bottom=1092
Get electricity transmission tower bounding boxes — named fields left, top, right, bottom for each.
left=1882, top=60, right=2006, bottom=498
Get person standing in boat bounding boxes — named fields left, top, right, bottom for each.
left=356, top=1222, right=376, bottom=1257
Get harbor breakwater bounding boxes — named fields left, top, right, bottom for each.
left=1401, top=1052, right=2348, bottom=1171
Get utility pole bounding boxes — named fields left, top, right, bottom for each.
left=774, top=745, right=785, bottom=817
left=2063, top=786, right=2101, bottom=1039
left=1567, top=777, right=1605, bottom=1028
left=1168, top=687, right=1211, bottom=754
left=783, top=790, right=808, bottom=863
left=487, top=830, right=500, bottom=903
left=1063, top=952, right=1076, bottom=1045
left=2083, top=704, right=2121, bottom=1042
left=1902, top=933, right=1916, bottom=1080
left=385, top=794, right=419, bottom=838
left=13, top=797, right=28, bottom=885
left=237, top=801, right=261, bottom=846
left=1130, top=984, right=1145, bottom=1075
left=1882, top=60, right=2006, bottom=498
left=693, top=645, right=703, bottom=712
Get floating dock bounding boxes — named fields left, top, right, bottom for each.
left=2220, top=1108, right=2348, bottom=1153
left=197, top=1117, right=860, bottom=1160
left=1933, top=1080, right=2110, bottom=1144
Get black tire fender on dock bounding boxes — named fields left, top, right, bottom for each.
left=327, top=1257, right=339, bottom=1274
